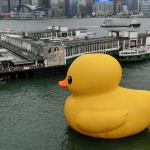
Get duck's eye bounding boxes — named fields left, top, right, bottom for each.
left=68, top=76, right=72, bottom=84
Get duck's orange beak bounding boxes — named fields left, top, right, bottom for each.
left=58, top=78, right=68, bottom=88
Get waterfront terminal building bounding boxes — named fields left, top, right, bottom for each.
left=0, top=26, right=150, bottom=80
left=10, top=4, right=49, bottom=18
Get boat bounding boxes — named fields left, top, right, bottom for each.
left=100, top=17, right=141, bottom=28
left=0, top=28, right=13, bottom=33
left=119, top=45, right=150, bottom=62
left=87, top=32, right=96, bottom=37
left=128, top=17, right=141, bottom=28
left=4, top=29, right=13, bottom=32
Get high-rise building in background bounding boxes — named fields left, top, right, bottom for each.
left=0, top=0, right=2, bottom=15
left=133, top=0, right=138, bottom=12
left=47, top=0, right=65, bottom=16
left=0, top=0, right=101, bottom=17
left=1, top=0, right=150, bottom=17
left=116, top=1, right=122, bottom=13
left=116, top=0, right=126, bottom=13
left=0, top=0, right=60, bottom=16
left=49, top=0, right=58, bottom=7
left=95, top=0, right=113, bottom=16
left=21, top=0, right=30, bottom=4
left=10, top=0, right=20, bottom=11
left=126, top=0, right=134, bottom=11
left=141, top=0, right=150, bottom=14
left=0, top=0, right=111, bottom=16
left=38, top=0, right=43, bottom=5
left=138, top=0, right=143, bottom=12
left=1, top=0, right=29, bottom=15
left=1, top=0, right=10, bottom=15
left=122, top=3, right=128, bottom=12
left=87, top=0, right=95, bottom=14
left=65, top=0, right=77, bottom=16
left=77, top=0, right=88, bottom=16
left=113, top=0, right=117, bottom=14
left=42, top=0, right=49, bottom=7
left=30, top=0, right=38, bottom=5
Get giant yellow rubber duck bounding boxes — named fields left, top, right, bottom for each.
left=58, top=54, right=150, bottom=139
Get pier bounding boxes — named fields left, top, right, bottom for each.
left=0, top=64, right=70, bottom=80
left=0, top=26, right=150, bottom=80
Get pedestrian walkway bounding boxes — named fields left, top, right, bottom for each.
left=0, top=41, right=43, bottom=62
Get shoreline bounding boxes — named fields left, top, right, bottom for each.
left=0, top=16, right=149, bottom=20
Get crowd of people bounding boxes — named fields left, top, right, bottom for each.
left=0, top=63, right=45, bottom=72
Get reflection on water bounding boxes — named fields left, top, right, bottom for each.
left=61, top=126, right=150, bottom=150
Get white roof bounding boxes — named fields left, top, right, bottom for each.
left=0, top=49, right=8, bottom=54
left=0, top=56, right=15, bottom=62
left=4, top=34, right=22, bottom=38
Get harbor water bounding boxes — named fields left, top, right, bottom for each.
left=0, top=17, right=149, bottom=37
left=1, top=18, right=150, bottom=150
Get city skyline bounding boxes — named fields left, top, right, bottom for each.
left=0, top=0, right=150, bottom=17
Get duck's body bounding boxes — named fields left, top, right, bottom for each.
left=59, top=54, right=150, bottom=138
left=65, top=87, right=150, bottom=138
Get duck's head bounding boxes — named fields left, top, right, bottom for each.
left=59, top=54, right=122, bottom=95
